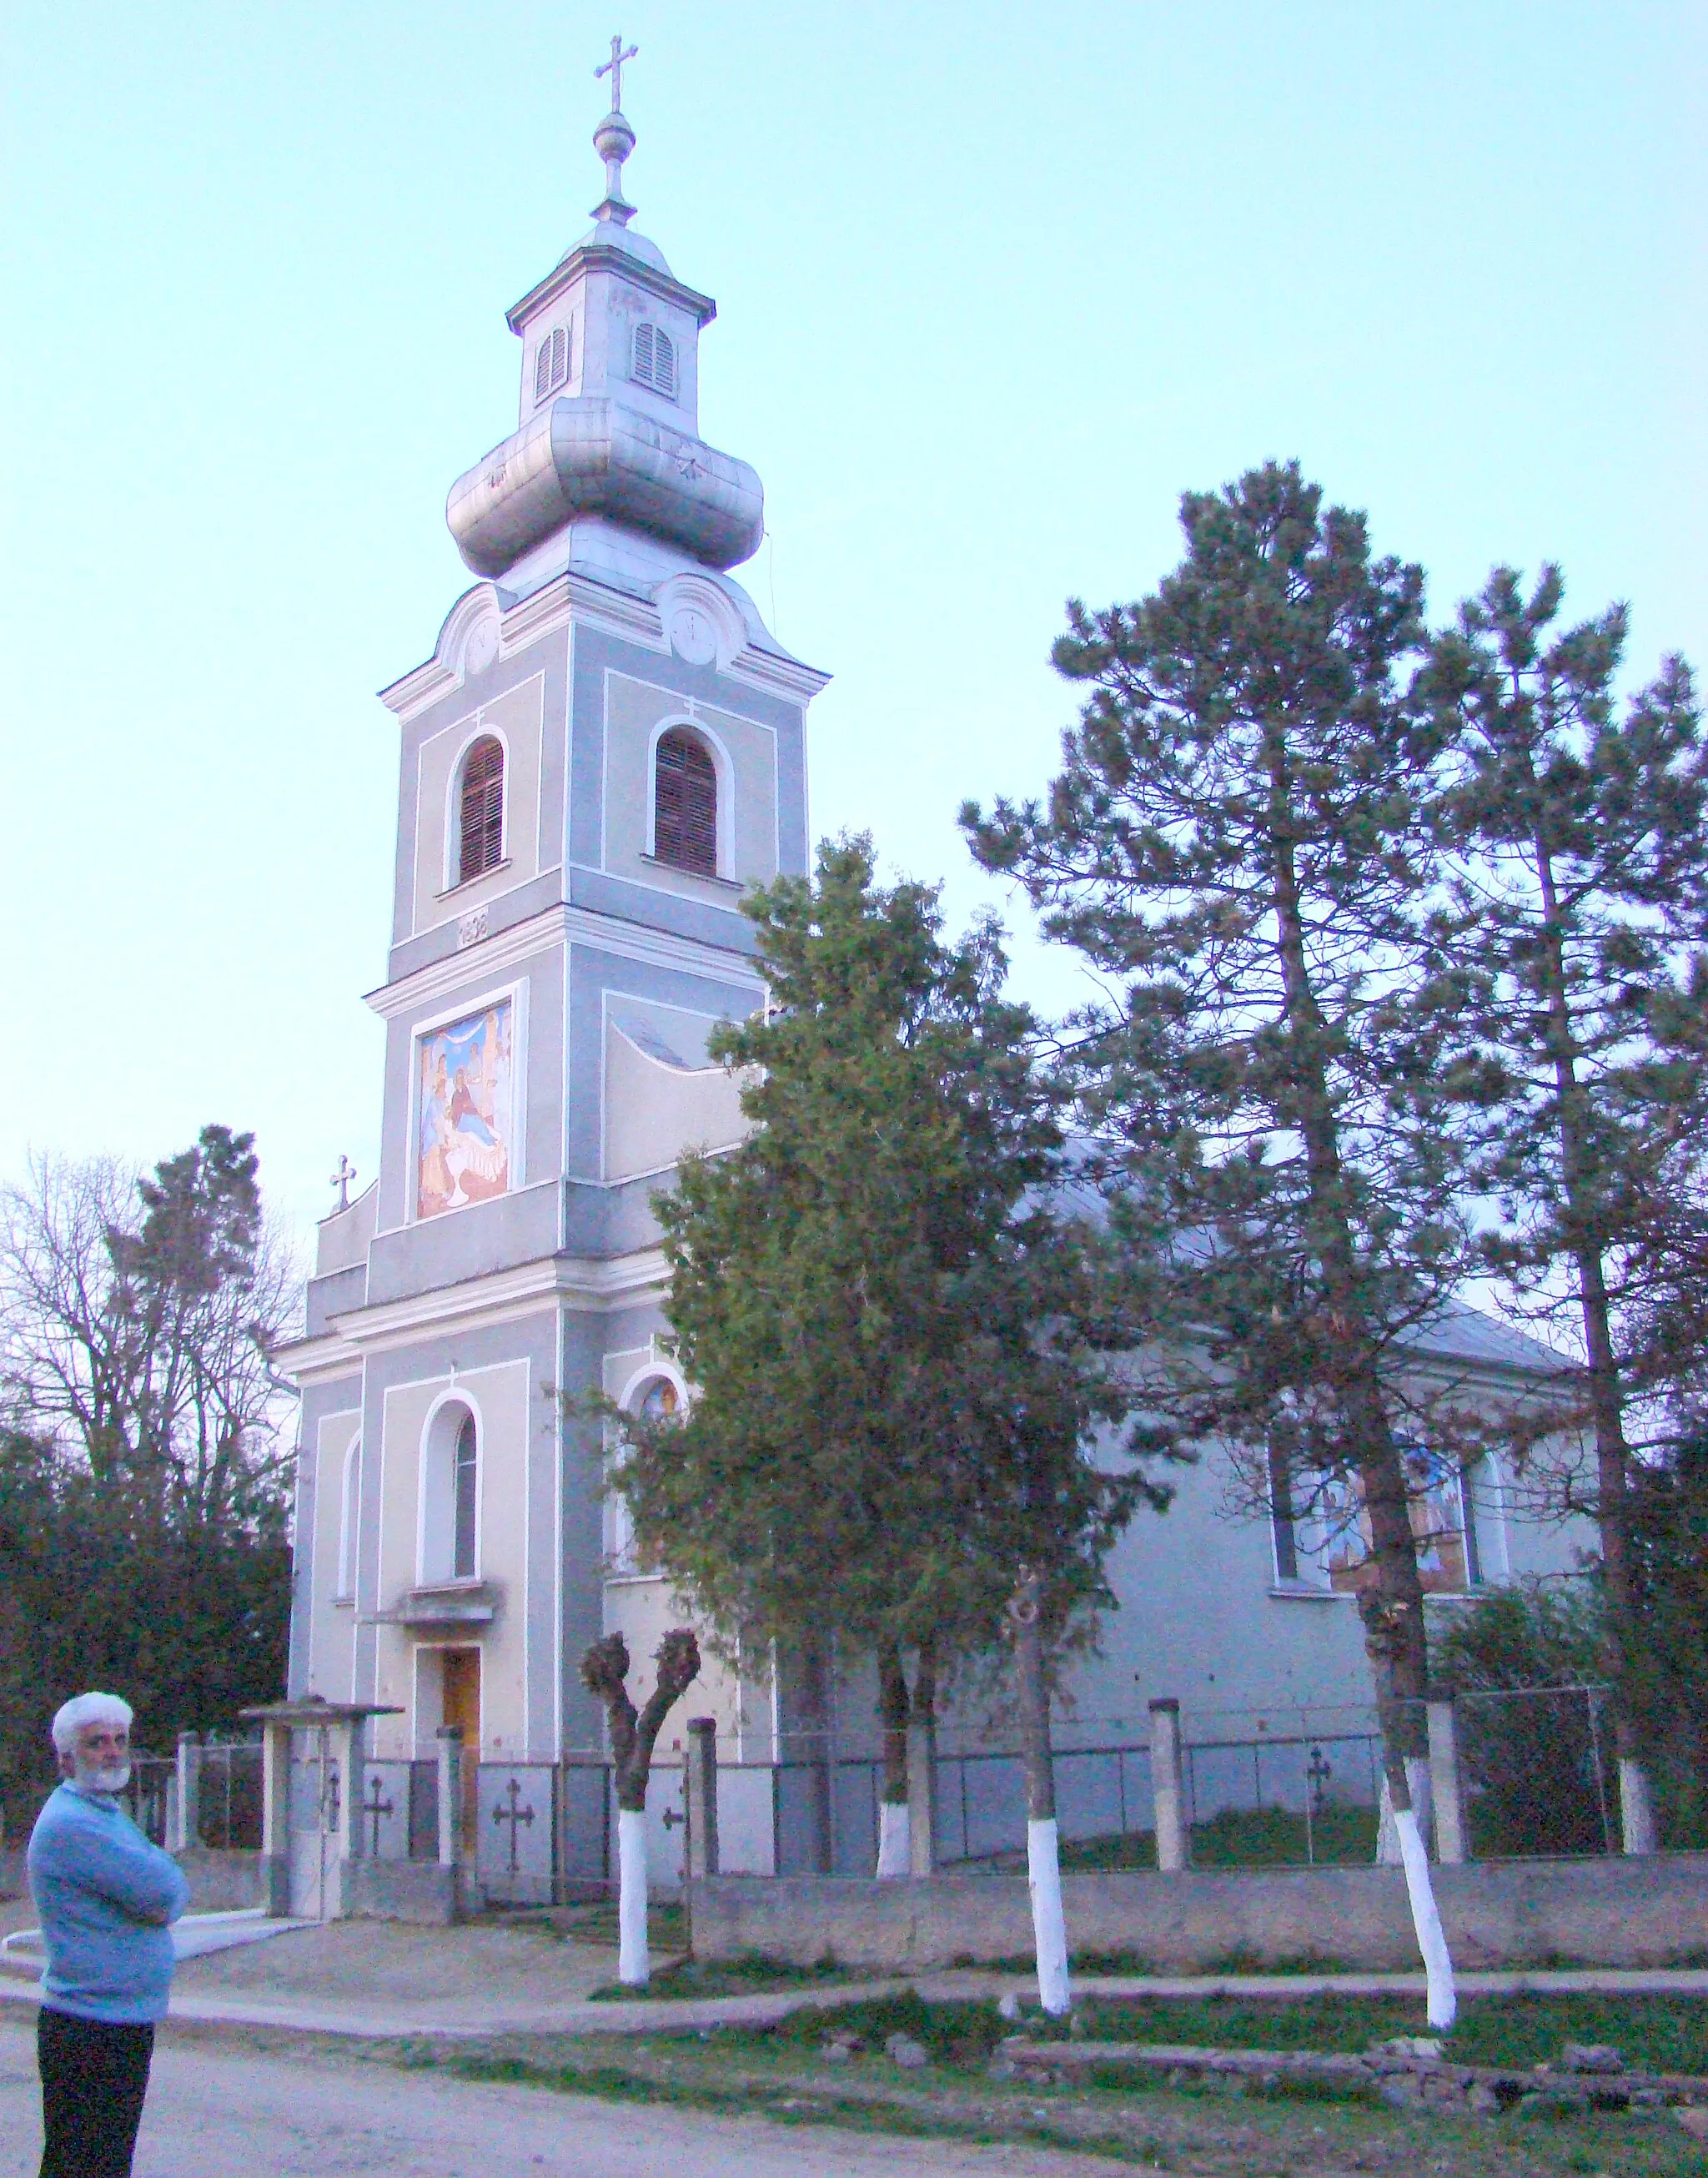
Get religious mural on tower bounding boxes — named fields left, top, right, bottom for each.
left=415, top=1002, right=514, bottom=1218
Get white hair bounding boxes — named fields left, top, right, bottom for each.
left=51, top=1693, right=133, bottom=1755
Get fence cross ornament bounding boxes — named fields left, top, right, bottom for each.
left=362, top=1774, right=394, bottom=1857
left=491, top=1775, right=535, bottom=1874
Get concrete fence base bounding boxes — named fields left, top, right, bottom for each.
left=345, top=1859, right=461, bottom=1927
left=691, top=1854, right=1708, bottom=1974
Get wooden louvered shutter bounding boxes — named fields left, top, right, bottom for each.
left=458, top=736, right=505, bottom=882
left=633, top=323, right=655, bottom=386
left=653, top=329, right=676, bottom=399
left=654, top=729, right=718, bottom=876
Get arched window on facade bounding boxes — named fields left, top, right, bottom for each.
left=421, top=1400, right=480, bottom=1585
left=457, top=736, right=505, bottom=883
left=608, top=1377, right=680, bottom=1574
left=653, top=728, right=718, bottom=877
left=335, top=1436, right=360, bottom=1601
left=453, top=1411, right=479, bottom=1580
left=631, top=322, right=676, bottom=398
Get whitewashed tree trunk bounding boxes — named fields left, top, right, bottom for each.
left=1009, top=1571, right=1071, bottom=2017
left=1619, top=1757, right=1658, bottom=1854
left=617, top=1806, right=649, bottom=1985
left=1394, top=1805, right=1456, bottom=2030
left=876, top=1798, right=911, bottom=1879
left=1027, top=1817, right=1070, bottom=2016
left=1375, top=1756, right=1434, bottom=1864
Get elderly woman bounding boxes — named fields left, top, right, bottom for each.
left=27, top=1692, right=188, bottom=2178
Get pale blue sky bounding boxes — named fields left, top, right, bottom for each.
left=3, top=3, right=1702, bottom=1245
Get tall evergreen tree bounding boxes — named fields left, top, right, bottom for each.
left=1429, top=566, right=1707, bottom=1845
left=965, top=462, right=1473, bottom=2023
left=611, top=837, right=1167, bottom=2004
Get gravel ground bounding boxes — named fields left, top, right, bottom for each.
left=0, top=2020, right=1131, bottom=2178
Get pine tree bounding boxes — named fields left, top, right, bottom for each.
left=1429, top=566, right=1707, bottom=1846
left=964, top=462, right=1473, bottom=2025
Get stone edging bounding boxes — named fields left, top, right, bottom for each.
left=1002, top=2037, right=1708, bottom=2118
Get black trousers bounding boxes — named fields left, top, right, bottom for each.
left=37, top=2006, right=155, bottom=2178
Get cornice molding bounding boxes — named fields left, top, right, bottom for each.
left=275, top=1247, right=671, bottom=1383
left=380, top=566, right=826, bottom=726
left=505, top=245, right=717, bottom=335
left=366, top=902, right=763, bottom=1019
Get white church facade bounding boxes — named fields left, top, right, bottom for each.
left=277, top=72, right=1583, bottom=1901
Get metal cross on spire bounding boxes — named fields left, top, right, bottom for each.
left=595, top=33, right=637, bottom=112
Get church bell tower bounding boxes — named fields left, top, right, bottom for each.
left=278, top=47, right=828, bottom=1900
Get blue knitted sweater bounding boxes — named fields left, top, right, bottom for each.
left=28, top=1782, right=188, bottom=2023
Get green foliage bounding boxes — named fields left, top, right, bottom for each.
left=963, top=461, right=1487, bottom=1738
left=0, top=1126, right=294, bottom=1829
left=1429, top=566, right=1708, bottom=1761
left=1431, top=1582, right=1613, bottom=1856
left=610, top=834, right=1166, bottom=1676
left=1626, top=1436, right=1708, bottom=1844
left=1430, top=566, right=1708, bottom=1416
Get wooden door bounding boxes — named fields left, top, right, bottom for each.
left=441, top=1648, right=481, bottom=1850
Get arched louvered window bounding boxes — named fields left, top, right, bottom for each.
left=653, top=728, right=717, bottom=876
left=535, top=323, right=570, bottom=405
left=457, top=736, right=505, bottom=883
left=631, top=321, right=676, bottom=400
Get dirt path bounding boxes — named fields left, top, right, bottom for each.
left=0, top=2020, right=1133, bottom=2178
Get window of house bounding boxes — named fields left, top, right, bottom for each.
left=653, top=728, right=717, bottom=876
left=535, top=323, right=570, bottom=405
left=335, top=1436, right=360, bottom=1600
left=453, top=1411, right=478, bottom=1581
left=631, top=322, right=676, bottom=399
left=1269, top=1439, right=1479, bottom=1594
left=457, top=736, right=505, bottom=883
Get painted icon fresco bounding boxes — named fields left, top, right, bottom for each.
left=416, top=1002, right=514, bottom=1219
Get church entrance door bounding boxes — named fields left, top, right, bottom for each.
left=441, top=1648, right=481, bottom=1852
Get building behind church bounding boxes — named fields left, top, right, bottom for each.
left=277, top=78, right=1589, bottom=1902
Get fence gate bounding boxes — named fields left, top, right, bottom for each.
left=287, top=1728, right=339, bottom=1920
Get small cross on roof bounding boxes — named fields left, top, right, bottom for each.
left=596, top=33, right=637, bottom=112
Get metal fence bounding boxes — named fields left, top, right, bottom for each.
left=121, top=1689, right=1622, bottom=1890
left=1454, top=1683, right=1615, bottom=1859
left=122, top=1741, right=264, bottom=1852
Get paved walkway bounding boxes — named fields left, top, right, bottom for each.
left=4, top=1909, right=1708, bottom=2040
left=0, top=2020, right=1130, bottom=2178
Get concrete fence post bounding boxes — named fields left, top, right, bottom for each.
left=259, top=1721, right=291, bottom=1916
left=1427, top=1695, right=1468, bottom=1865
left=685, top=1717, right=720, bottom=1879
left=435, top=1727, right=463, bottom=1869
left=173, top=1732, right=203, bottom=1854
left=907, top=1715, right=936, bottom=1876
left=1149, top=1698, right=1190, bottom=1872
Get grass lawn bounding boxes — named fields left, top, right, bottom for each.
left=386, top=1989, right=1708, bottom=2175
left=1062, top=1803, right=1379, bottom=1871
